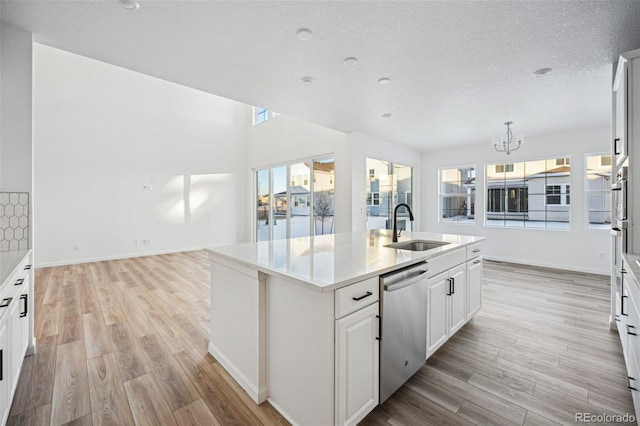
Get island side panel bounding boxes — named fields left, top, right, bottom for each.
left=209, top=255, right=267, bottom=403
left=267, top=275, right=335, bottom=426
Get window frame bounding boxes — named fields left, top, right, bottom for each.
left=253, top=106, right=270, bottom=125
left=485, top=156, right=572, bottom=231
left=438, top=165, right=476, bottom=225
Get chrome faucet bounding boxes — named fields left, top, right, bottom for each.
left=392, top=203, right=414, bottom=242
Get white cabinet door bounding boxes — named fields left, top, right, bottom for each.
left=449, top=265, right=467, bottom=334
left=10, top=295, right=22, bottom=396
left=19, top=276, right=30, bottom=357
left=427, top=271, right=449, bottom=355
left=0, top=320, right=9, bottom=426
left=467, top=258, right=483, bottom=317
left=335, top=302, right=379, bottom=426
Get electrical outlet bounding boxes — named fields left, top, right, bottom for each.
left=133, top=240, right=138, bottom=246
left=143, top=184, right=152, bottom=191
left=599, top=252, right=606, bottom=260
left=147, top=239, right=152, bottom=244
left=73, top=243, right=80, bottom=251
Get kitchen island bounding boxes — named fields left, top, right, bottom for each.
left=206, top=230, right=485, bottom=426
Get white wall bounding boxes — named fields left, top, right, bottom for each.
left=1, top=23, right=32, bottom=193
left=421, top=125, right=611, bottom=274
left=34, top=44, right=250, bottom=266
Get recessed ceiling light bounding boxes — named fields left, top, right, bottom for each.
left=382, top=113, right=392, bottom=118
left=378, top=77, right=391, bottom=85
left=301, top=76, right=315, bottom=85
left=296, top=28, right=314, bottom=41
left=116, top=0, right=140, bottom=10
left=532, top=68, right=552, bottom=77
left=343, top=57, right=359, bottom=66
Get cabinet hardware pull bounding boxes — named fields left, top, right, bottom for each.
left=20, top=294, right=28, bottom=318
left=24, top=264, right=31, bottom=270
left=15, top=278, right=24, bottom=286
left=451, top=277, right=455, bottom=295
left=629, top=376, right=637, bottom=391
left=622, top=295, right=628, bottom=316
left=473, top=260, right=481, bottom=264
left=472, top=249, right=480, bottom=253
left=614, top=138, right=621, bottom=155
left=621, top=269, right=627, bottom=274
left=446, top=278, right=453, bottom=296
left=376, top=315, right=381, bottom=341
left=627, top=325, right=637, bottom=336
left=0, top=349, right=3, bottom=381
left=352, top=291, right=373, bottom=301
left=0, top=297, right=12, bottom=308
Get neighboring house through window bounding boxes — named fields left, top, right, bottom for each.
left=486, top=158, right=571, bottom=229
left=586, top=154, right=612, bottom=229
left=439, top=166, right=476, bottom=223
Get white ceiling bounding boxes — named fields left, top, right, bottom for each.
left=3, top=1, right=640, bottom=151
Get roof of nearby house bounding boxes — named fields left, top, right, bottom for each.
left=274, top=186, right=309, bottom=196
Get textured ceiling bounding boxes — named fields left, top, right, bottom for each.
left=3, top=1, right=640, bottom=150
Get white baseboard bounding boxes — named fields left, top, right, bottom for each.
left=208, top=342, right=266, bottom=404
left=483, top=255, right=609, bottom=276
left=35, top=246, right=206, bottom=268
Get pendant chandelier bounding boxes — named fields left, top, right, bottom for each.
left=492, top=122, right=523, bottom=155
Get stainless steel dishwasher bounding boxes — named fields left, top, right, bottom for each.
left=379, top=261, right=429, bottom=403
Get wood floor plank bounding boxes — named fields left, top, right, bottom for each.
left=109, top=321, right=149, bottom=382
left=50, top=340, right=91, bottom=426
left=138, top=333, right=200, bottom=411
left=123, top=373, right=177, bottom=426
left=28, top=334, right=58, bottom=410
left=111, top=280, right=155, bottom=338
left=174, top=348, right=263, bottom=426
left=173, top=399, right=221, bottom=426
left=82, top=312, right=112, bottom=360
left=86, top=353, right=135, bottom=426
left=8, top=350, right=35, bottom=416
left=35, top=302, right=60, bottom=339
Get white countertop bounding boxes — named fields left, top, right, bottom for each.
left=0, top=249, right=31, bottom=288
left=206, top=230, right=485, bottom=292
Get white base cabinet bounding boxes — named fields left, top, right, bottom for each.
left=427, top=264, right=466, bottom=356
left=335, top=302, right=379, bottom=426
left=0, top=252, right=33, bottom=426
left=426, top=244, right=483, bottom=358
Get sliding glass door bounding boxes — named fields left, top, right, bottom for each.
left=255, top=157, right=335, bottom=241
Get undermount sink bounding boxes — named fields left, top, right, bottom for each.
left=384, top=240, right=450, bottom=251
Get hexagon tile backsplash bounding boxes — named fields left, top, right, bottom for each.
left=0, top=192, right=29, bottom=251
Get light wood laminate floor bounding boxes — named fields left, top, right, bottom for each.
left=7, top=252, right=635, bottom=425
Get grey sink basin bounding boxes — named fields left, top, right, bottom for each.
left=384, top=240, right=450, bottom=251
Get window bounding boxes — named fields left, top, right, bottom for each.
left=586, top=154, right=612, bottom=229
left=253, top=107, right=269, bottom=125
left=255, top=157, right=335, bottom=241
left=486, top=157, right=571, bottom=229
left=366, top=159, right=413, bottom=231
left=439, top=166, right=475, bottom=223
left=546, top=185, right=561, bottom=205
left=367, top=192, right=380, bottom=206
left=495, top=164, right=514, bottom=173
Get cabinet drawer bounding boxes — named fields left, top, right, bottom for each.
left=427, top=248, right=466, bottom=278
left=335, top=277, right=379, bottom=319
left=466, top=243, right=483, bottom=259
